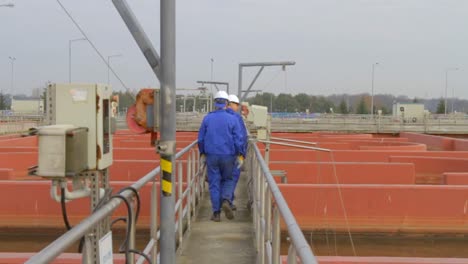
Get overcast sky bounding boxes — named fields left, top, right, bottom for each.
left=1, top=0, right=467, bottom=99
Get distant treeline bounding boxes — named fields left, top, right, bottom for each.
left=244, top=92, right=468, bottom=114
left=4, top=89, right=466, bottom=115
left=113, top=91, right=467, bottom=114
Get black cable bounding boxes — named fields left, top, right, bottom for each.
left=111, top=217, right=127, bottom=227
left=60, top=187, right=72, bottom=230
left=110, top=194, right=132, bottom=264
left=113, top=187, right=151, bottom=264
left=118, top=186, right=141, bottom=223
left=128, top=249, right=152, bottom=264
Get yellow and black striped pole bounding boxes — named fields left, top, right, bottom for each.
left=160, top=155, right=173, bottom=196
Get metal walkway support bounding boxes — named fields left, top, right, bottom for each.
left=237, top=61, right=295, bottom=103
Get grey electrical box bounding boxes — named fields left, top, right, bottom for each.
left=248, top=105, right=268, bottom=127
left=47, top=83, right=113, bottom=170
left=37, top=125, right=88, bottom=178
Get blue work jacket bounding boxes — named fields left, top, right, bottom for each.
left=226, top=108, right=248, bottom=155
left=198, top=109, right=244, bottom=156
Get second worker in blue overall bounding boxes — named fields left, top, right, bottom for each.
left=198, top=91, right=245, bottom=222
left=227, top=94, right=248, bottom=211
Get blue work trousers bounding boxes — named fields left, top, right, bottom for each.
left=231, top=165, right=241, bottom=204
left=206, top=154, right=236, bottom=213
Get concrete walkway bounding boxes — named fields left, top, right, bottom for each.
left=177, top=172, right=256, bottom=264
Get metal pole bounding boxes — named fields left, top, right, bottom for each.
left=237, top=64, right=242, bottom=106
left=69, top=41, right=71, bottom=83
left=107, top=56, right=110, bottom=85
left=112, top=0, right=162, bottom=80
left=159, top=0, right=176, bottom=263
left=371, top=62, right=378, bottom=118
left=68, top=38, right=86, bottom=83
left=443, top=68, right=459, bottom=115
left=210, top=58, right=214, bottom=95
left=241, top=66, right=264, bottom=101
left=9, top=57, right=15, bottom=102
left=451, top=81, right=454, bottom=114
left=445, top=69, right=448, bottom=115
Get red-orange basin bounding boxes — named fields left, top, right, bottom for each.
left=279, top=184, right=468, bottom=233
left=280, top=256, right=468, bottom=264
left=264, top=149, right=468, bottom=162
left=269, top=161, right=415, bottom=184
left=0, top=181, right=188, bottom=229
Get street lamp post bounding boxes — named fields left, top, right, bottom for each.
left=445, top=67, right=459, bottom=115
left=69, top=38, right=87, bottom=83
left=370, top=62, right=379, bottom=118
left=8, top=56, right=15, bottom=108
left=107, top=54, right=122, bottom=85
left=210, top=58, right=214, bottom=111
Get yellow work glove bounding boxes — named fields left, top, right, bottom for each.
left=237, top=155, right=244, bottom=169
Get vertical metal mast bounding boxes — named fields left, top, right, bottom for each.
left=112, top=0, right=176, bottom=262
left=159, top=0, right=177, bottom=262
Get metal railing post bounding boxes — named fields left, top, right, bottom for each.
left=265, top=188, right=272, bottom=263
left=187, top=152, right=192, bottom=231
left=178, top=161, right=183, bottom=245
left=259, top=177, right=266, bottom=263
left=256, top=163, right=262, bottom=251
left=129, top=200, right=136, bottom=263
left=287, top=243, right=297, bottom=264
left=272, top=206, right=280, bottom=264
left=150, top=175, right=158, bottom=264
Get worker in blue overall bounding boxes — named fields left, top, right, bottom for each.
left=227, top=94, right=248, bottom=211
left=198, top=91, right=244, bottom=222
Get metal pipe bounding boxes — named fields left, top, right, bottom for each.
left=241, top=66, right=264, bottom=101
left=270, top=136, right=317, bottom=145
left=240, top=61, right=295, bottom=67
left=252, top=144, right=318, bottom=264
left=112, top=0, right=161, bottom=80
left=258, top=140, right=330, bottom=152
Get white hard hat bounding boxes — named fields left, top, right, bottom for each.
left=214, top=90, right=229, bottom=100
left=228, top=94, right=240, bottom=104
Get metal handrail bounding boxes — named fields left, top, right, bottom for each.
left=26, top=139, right=203, bottom=264
left=249, top=141, right=318, bottom=264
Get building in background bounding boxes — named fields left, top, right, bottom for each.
left=392, top=102, right=427, bottom=123
left=11, top=98, right=43, bottom=113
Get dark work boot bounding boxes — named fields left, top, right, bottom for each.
left=222, top=200, right=234, bottom=220
left=211, top=212, right=220, bottom=222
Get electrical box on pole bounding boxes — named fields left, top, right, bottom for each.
left=46, top=83, right=113, bottom=170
